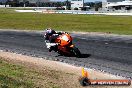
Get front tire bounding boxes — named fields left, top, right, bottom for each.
left=71, top=46, right=81, bottom=58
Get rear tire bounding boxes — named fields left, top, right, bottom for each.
left=57, top=50, right=64, bottom=56
left=72, top=46, right=81, bottom=58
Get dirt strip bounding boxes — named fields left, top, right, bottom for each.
left=0, top=51, right=131, bottom=88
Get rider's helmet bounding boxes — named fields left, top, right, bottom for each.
left=45, top=28, right=56, bottom=36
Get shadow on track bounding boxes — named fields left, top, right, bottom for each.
left=79, top=54, right=91, bottom=58
left=55, top=53, right=91, bottom=58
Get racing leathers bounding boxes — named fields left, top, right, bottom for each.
left=45, top=32, right=63, bottom=52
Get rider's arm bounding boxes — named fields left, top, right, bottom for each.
left=44, top=33, right=49, bottom=40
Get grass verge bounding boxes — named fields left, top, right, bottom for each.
left=0, top=57, right=79, bottom=88
left=0, top=8, right=132, bottom=35
left=0, top=59, right=34, bottom=88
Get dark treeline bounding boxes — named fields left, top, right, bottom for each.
left=0, top=0, right=102, bottom=11
left=1, top=0, right=71, bottom=7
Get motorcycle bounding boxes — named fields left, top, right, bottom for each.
left=45, top=32, right=81, bottom=57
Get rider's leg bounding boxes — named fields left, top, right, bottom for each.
left=48, top=35, right=58, bottom=52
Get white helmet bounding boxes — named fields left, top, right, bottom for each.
left=45, top=28, right=56, bottom=36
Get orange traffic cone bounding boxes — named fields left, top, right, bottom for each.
left=82, top=68, right=89, bottom=78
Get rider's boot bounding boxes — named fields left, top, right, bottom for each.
left=49, top=45, right=57, bottom=52
left=49, top=46, right=54, bottom=52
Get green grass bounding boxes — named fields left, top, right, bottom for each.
left=0, top=58, right=62, bottom=88
left=0, top=58, right=78, bottom=88
left=0, top=59, right=34, bottom=88
left=0, top=8, right=132, bottom=35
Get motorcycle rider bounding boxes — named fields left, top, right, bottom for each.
left=44, top=28, right=63, bottom=52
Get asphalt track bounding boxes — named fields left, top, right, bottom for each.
left=0, top=30, right=132, bottom=79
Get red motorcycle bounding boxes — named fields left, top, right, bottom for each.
left=45, top=32, right=81, bottom=57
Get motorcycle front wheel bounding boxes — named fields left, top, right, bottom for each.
left=71, top=46, right=81, bottom=58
